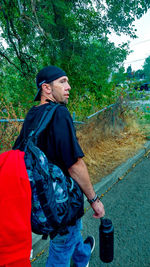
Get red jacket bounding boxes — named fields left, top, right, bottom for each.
left=0, top=150, right=32, bottom=265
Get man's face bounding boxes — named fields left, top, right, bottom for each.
left=50, top=76, right=71, bottom=104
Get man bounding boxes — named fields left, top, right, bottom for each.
left=13, top=66, right=105, bottom=267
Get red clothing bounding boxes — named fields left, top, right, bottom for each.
left=0, top=150, right=32, bottom=265
left=0, top=257, right=31, bottom=267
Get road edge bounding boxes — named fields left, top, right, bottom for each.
left=31, top=140, right=150, bottom=259
left=93, top=141, right=150, bottom=198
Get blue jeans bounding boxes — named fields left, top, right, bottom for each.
left=46, top=219, right=91, bottom=267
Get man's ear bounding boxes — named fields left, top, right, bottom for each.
left=41, top=83, right=51, bottom=94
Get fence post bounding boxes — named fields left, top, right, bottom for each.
left=72, top=112, right=76, bottom=121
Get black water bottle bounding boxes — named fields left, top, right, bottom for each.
left=99, top=218, right=114, bottom=263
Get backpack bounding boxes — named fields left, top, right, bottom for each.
left=19, top=104, right=84, bottom=239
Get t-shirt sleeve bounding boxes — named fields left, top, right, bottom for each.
left=47, top=105, right=84, bottom=170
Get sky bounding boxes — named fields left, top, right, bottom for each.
left=109, top=9, right=150, bottom=71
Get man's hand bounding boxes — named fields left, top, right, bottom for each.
left=68, top=158, right=105, bottom=218
left=91, top=199, right=105, bottom=218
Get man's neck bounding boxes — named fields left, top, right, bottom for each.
left=40, top=98, right=55, bottom=105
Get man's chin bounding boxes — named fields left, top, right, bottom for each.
left=63, top=98, right=69, bottom=104
left=60, top=100, right=68, bottom=105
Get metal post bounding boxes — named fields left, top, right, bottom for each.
left=72, top=112, right=76, bottom=121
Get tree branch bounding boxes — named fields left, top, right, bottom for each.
left=0, top=50, right=21, bottom=72
left=1, top=7, right=20, bottom=59
left=30, top=0, right=47, bottom=38
left=17, top=0, right=23, bottom=15
left=1, top=3, right=32, bottom=74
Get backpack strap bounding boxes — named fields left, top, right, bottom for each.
left=29, top=103, right=60, bottom=141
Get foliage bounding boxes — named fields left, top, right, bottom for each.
left=126, top=65, right=133, bottom=79
left=0, top=0, right=150, bottom=115
left=143, top=56, right=150, bottom=81
left=111, top=67, right=127, bottom=86
left=134, top=69, right=145, bottom=80
left=0, top=101, right=23, bottom=151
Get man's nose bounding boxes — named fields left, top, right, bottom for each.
left=66, top=82, right=71, bottom=90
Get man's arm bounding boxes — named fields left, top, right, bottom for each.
left=68, top=158, right=105, bottom=218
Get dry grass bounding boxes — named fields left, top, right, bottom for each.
left=0, top=102, right=23, bottom=152
left=0, top=121, right=22, bottom=152
left=0, top=103, right=147, bottom=185
left=77, top=116, right=146, bottom=184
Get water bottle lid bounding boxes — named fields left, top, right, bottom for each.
left=101, top=218, right=112, bottom=229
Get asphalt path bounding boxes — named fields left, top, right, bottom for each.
left=31, top=151, right=150, bottom=267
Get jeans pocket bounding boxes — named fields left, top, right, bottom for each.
left=52, top=234, right=68, bottom=244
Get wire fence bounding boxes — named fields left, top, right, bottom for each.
left=0, top=99, right=126, bottom=151
left=73, top=101, right=125, bottom=136
left=0, top=119, right=24, bottom=122
left=0, top=103, right=116, bottom=124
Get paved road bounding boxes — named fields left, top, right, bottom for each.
left=31, top=152, right=150, bottom=267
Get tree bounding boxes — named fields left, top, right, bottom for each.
left=134, top=69, right=145, bottom=80
left=143, top=56, right=150, bottom=81
left=112, top=67, right=127, bottom=86
left=0, top=0, right=150, bottom=115
left=126, top=65, right=132, bottom=78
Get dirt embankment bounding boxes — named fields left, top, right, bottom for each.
left=0, top=107, right=146, bottom=185
left=77, top=118, right=146, bottom=184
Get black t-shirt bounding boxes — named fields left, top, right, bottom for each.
left=13, top=102, right=84, bottom=175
